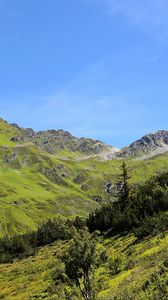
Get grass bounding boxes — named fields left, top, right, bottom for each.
left=0, top=119, right=168, bottom=298
left=1, top=119, right=168, bottom=235
left=0, top=165, right=96, bottom=236
left=98, top=231, right=168, bottom=299
left=0, top=231, right=167, bottom=299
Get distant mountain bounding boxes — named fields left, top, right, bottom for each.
left=11, top=123, right=119, bottom=158
left=8, top=121, right=168, bottom=160
left=116, top=130, right=168, bottom=159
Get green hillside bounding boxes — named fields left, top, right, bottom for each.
left=0, top=230, right=167, bottom=300
left=0, top=118, right=168, bottom=299
left=1, top=118, right=168, bottom=236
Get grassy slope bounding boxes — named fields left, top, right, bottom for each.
left=0, top=119, right=168, bottom=299
left=0, top=119, right=98, bottom=236
left=0, top=118, right=18, bottom=147
left=99, top=232, right=168, bottom=299
left=0, top=230, right=167, bottom=300
left=1, top=118, right=168, bottom=235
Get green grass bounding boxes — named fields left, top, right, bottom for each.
left=0, top=231, right=167, bottom=299
left=0, top=165, right=97, bottom=236
left=0, top=119, right=168, bottom=299
left=1, top=118, right=168, bottom=236
left=97, top=232, right=168, bottom=299
left=0, top=118, right=19, bottom=147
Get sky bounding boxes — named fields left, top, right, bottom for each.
left=0, top=0, right=168, bottom=148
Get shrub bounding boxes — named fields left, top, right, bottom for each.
left=108, top=254, right=126, bottom=275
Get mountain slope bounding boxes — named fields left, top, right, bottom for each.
left=0, top=118, right=168, bottom=300
left=11, top=122, right=119, bottom=158
left=1, top=118, right=168, bottom=236
left=116, top=130, right=168, bottom=159
left=0, top=119, right=99, bottom=236
left=0, top=230, right=167, bottom=299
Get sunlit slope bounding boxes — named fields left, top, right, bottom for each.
left=1, top=149, right=168, bottom=236
left=0, top=118, right=19, bottom=147
left=0, top=231, right=167, bottom=299
left=1, top=118, right=168, bottom=236
left=0, top=124, right=97, bottom=235
left=0, top=166, right=95, bottom=236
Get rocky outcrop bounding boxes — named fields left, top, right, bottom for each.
left=10, top=123, right=116, bottom=156
left=40, top=166, right=68, bottom=186
left=92, top=195, right=103, bottom=203
left=10, top=122, right=168, bottom=160
left=10, top=135, right=25, bottom=142
left=104, top=182, right=123, bottom=196
left=104, top=182, right=113, bottom=195
left=115, top=130, right=168, bottom=159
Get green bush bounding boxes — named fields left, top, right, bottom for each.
left=133, top=213, right=168, bottom=239
left=108, top=254, right=126, bottom=275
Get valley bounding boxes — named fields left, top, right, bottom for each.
left=0, top=117, right=168, bottom=300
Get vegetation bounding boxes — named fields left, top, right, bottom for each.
left=87, top=171, right=168, bottom=236
left=1, top=118, right=168, bottom=236
left=0, top=163, right=167, bottom=299
left=0, top=230, right=167, bottom=299
left=62, top=229, right=98, bottom=300
left=117, top=160, right=131, bottom=209
left=0, top=119, right=168, bottom=299
left=0, top=217, right=85, bottom=263
left=1, top=167, right=167, bottom=265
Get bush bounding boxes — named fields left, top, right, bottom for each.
left=0, top=217, right=74, bottom=264
left=133, top=213, right=168, bottom=239
left=108, top=254, right=126, bottom=275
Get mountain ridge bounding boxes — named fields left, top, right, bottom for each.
left=10, top=122, right=119, bottom=158
left=0, top=117, right=168, bottom=236
left=10, top=120, right=168, bottom=160
left=115, top=129, right=168, bottom=159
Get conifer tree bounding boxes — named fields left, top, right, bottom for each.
left=118, top=160, right=131, bottom=209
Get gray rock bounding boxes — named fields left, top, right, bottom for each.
left=115, top=130, right=168, bottom=159
left=11, top=135, right=25, bottom=142
left=10, top=125, right=115, bottom=156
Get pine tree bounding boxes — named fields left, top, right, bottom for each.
left=118, top=160, right=131, bottom=209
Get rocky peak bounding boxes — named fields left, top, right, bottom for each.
left=10, top=123, right=116, bottom=156
left=8, top=121, right=168, bottom=160
left=116, top=130, right=168, bottom=159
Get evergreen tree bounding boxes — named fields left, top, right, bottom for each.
left=118, top=160, right=131, bottom=209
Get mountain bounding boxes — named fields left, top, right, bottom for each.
left=1, top=117, right=168, bottom=236
left=0, top=118, right=98, bottom=235
left=9, top=120, right=168, bottom=160
left=10, top=122, right=119, bottom=158
left=0, top=118, right=168, bottom=300
left=116, top=130, right=168, bottom=159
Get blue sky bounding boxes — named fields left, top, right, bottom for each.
left=0, top=0, right=168, bottom=148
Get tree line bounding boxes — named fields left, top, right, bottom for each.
left=0, top=217, right=85, bottom=264
left=87, top=162, right=168, bottom=237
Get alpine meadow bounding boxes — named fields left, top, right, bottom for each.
left=0, top=0, right=168, bottom=299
